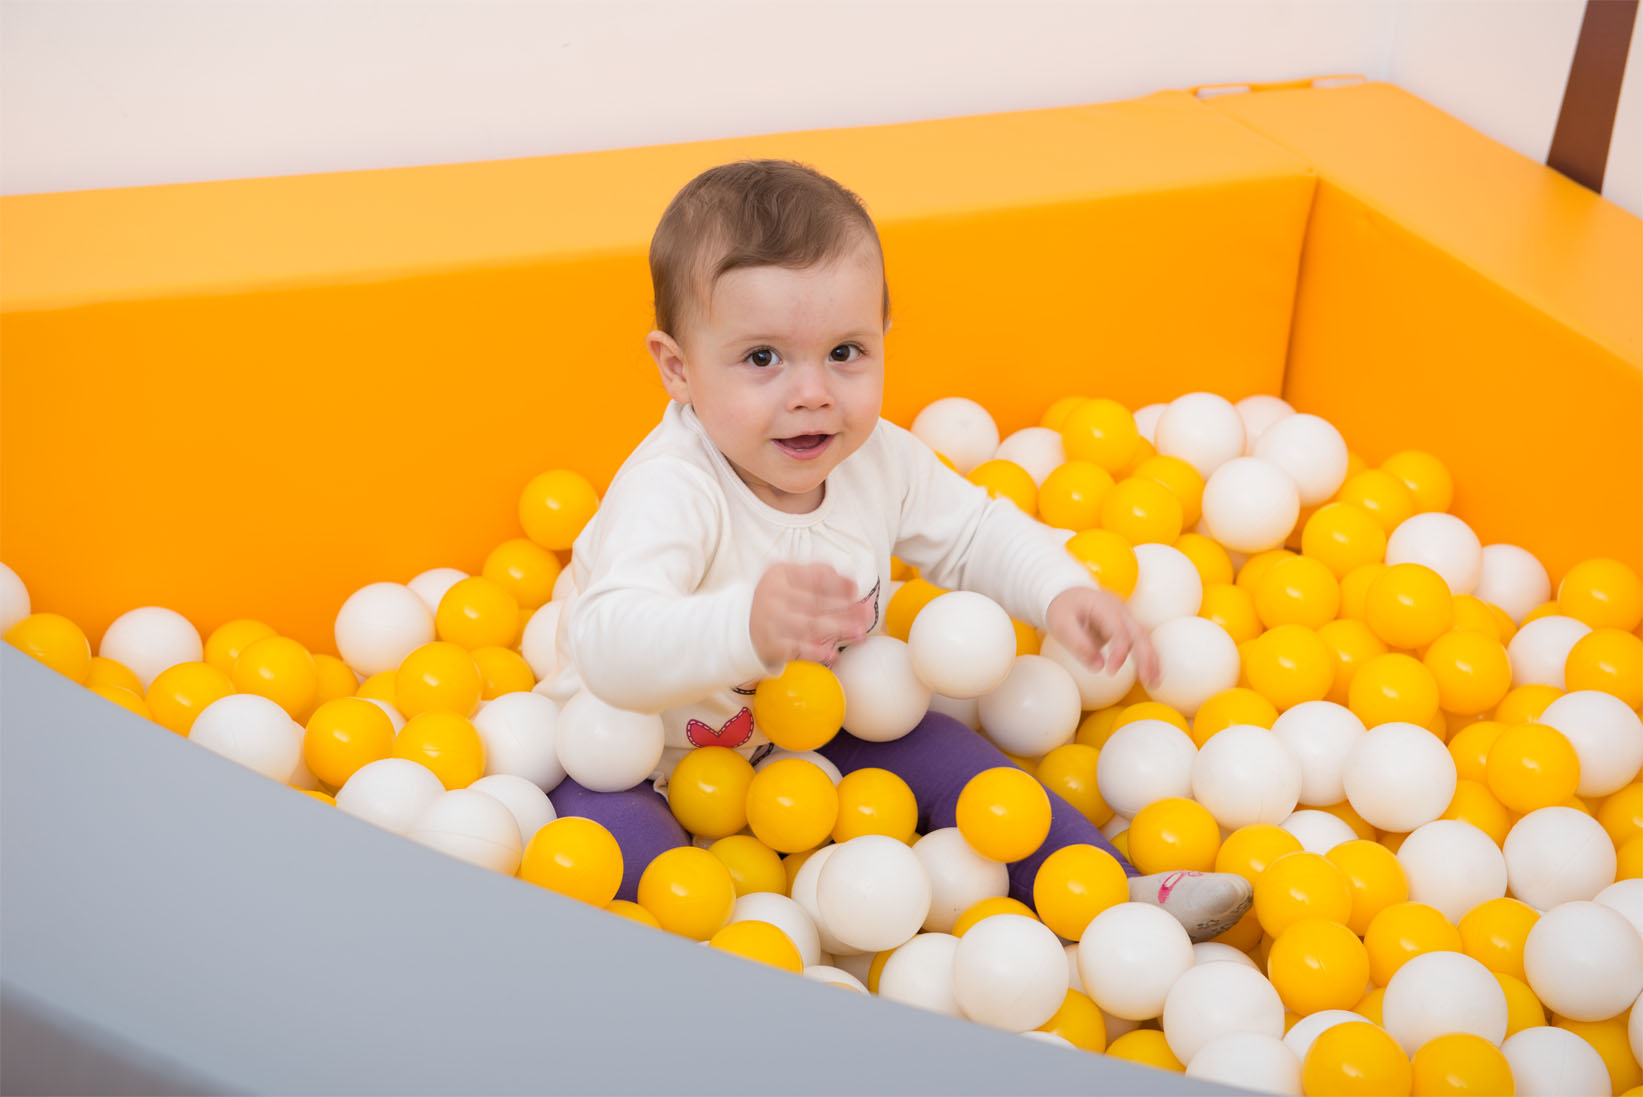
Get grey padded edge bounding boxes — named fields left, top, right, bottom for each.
left=0, top=647, right=1237, bottom=1096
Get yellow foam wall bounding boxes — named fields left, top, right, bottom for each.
left=1, top=91, right=1312, bottom=650
left=1212, top=83, right=1642, bottom=581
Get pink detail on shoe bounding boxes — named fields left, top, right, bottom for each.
left=1155, top=870, right=1202, bottom=903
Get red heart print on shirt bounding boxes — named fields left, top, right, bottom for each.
left=686, top=707, right=754, bottom=748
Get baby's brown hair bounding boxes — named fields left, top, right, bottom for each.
left=649, top=159, right=889, bottom=339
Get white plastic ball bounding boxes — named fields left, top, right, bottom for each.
left=977, top=654, right=1082, bottom=756
left=1633, top=989, right=1643, bottom=1068
left=0, top=562, right=29, bottom=635
left=833, top=635, right=932, bottom=741
left=188, top=693, right=301, bottom=783
left=1077, top=902, right=1195, bottom=1020
left=1397, top=819, right=1508, bottom=923
left=1039, top=633, right=1137, bottom=710
left=1161, top=959, right=1285, bottom=1064
left=407, top=567, right=468, bottom=615
left=789, top=844, right=861, bottom=957
left=1594, top=879, right=1643, bottom=940
left=1475, top=544, right=1552, bottom=624
left=952, top=913, right=1068, bottom=1031
left=1193, top=942, right=1259, bottom=969
left=1269, top=701, right=1367, bottom=807
left=1381, top=950, right=1507, bottom=1054
left=1133, top=403, right=1165, bottom=443
left=993, top=426, right=1065, bottom=485
left=877, top=932, right=962, bottom=1016
left=1343, top=721, right=1457, bottom=833
left=1235, top=394, right=1297, bottom=455
left=1128, top=543, right=1204, bottom=630
left=1253, top=412, right=1348, bottom=506
left=914, top=828, right=1010, bottom=932
left=551, top=565, right=578, bottom=603
left=802, top=964, right=867, bottom=993
left=1186, top=1032, right=1301, bottom=1095
left=1386, top=513, right=1484, bottom=596
left=1281, top=1010, right=1366, bottom=1061
left=1507, top=615, right=1592, bottom=688
left=467, top=773, right=556, bottom=847
left=927, top=691, right=981, bottom=730
left=907, top=591, right=1017, bottom=699
left=1537, top=690, right=1643, bottom=797
left=755, top=748, right=843, bottom=784
left=1155, top=392, right=1246, bottom=479
left=553, top=690, right=664, bottom=793
left=1096, top=719, right=1197, bottom=819
left=816, top=835, right=931, bottom=953
left=1279, top=809, right=1359, bottom=855
left=361, top=697, right=406, bottom=733
left=334, top=582, right=435, bottom=678
left=335, top=757, right=446, bottom=835
left=98, top=606, right=203, bottom=691
left=1064, top=942, right=1084, bottom=991
left=911, top=396, right=999, bottom=474
left=1501, top=1025, right=1611, bottom=1097
left=1022, top=1030, right=1073, bottom=1048
left=1200, top=457, right=1302, bottom=555
left=730, top=892, right=822, bottom=967
left=1190, top=724, right=1303, bottom=829
left=472, top=690, right=565, bottom=791
left=409, top=788, right=523, bottom=875
left=1504, top=807, right=1617, bottom=910
left=519, top=601, right=564, bottom=682
left=1148, top=617, right=1240, bottom=718
left=1522, top=900, right=1643, bottom=1022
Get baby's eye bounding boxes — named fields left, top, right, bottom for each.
left=746, top=347, right=778, bottom=368
left=829, top=343, right=864, bottom=363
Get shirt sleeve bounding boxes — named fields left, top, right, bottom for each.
left=566, top=457, right=775, bottom=713
left=885, top=422, right=1096, bottom=627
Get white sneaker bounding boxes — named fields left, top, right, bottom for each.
left=1128, top=870, right=1253, bottom=943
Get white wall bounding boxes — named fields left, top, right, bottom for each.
left=1, top=0, right=1636, bottom=214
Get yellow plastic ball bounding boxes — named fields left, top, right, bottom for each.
left=1365, top=564, right=1455, bottom=649
left=1557, top=557, right=1643, bottom=631
left=145, top=661, right=235, bottom=736
left=605, top=899, right=661, bottom=928
left=1038, top=460, right=1115, bottom=532
left=952, top=895, right=1039, bottom=937
left=1317, top=618, right=1388, bottom=706
left=1215, top=823, right=1302, bottom=886
left=885, top=578, right=946, bottom=641
left=1254, top=850, right=1353, bottom=938
left=1127, top=796, right=1221, bottom=874
left=303, top=696, right=395, bottom=788
left=1302, top=502, right=1389, bottom=579
left=968, top=458, right=1038, bottom=516
left=1493, top=684, right=1562, bottom=725
left=1380, top=450, right=1454, bottom=515
left=391, top=711, right=485, bottom=789
left=1035, top=744, right=1111, bottom=827
left=1336, top=469, right=1418, bottom=535
left=955, top=766, right=1053, bottom=863
left=91, top=684, right=150, bottom=717
left=744, top=758, right=839, bottom=853
left=1565, top=627, right=1643, bottom=709
left=1115, top=700, right=1190, bottom=733
left=482, top=537, right=561, bottom=611
left=1269, top=917, right=1371, bottom=1015
left=1302, top=1021, right=1413, bottom=1097
left=1237, top=548, right=1298, bottom=595
left=1456, top=896, right=1538, bottom=982
left=1422, top=630, right=1511, bottom=716
left=1348, top=652, right=1441, bottom=729
left=707, top=834, right=787, bottom=897
left=1364, top=901, right=1462, bottom=986
left=1032, top=843, right=1128, bottom=941
left=1064, top=528, right=1139, bottom=597
left=1355, top=986, right=1387, bottom=1027
left=1061, top=397, right=1139, bottom=473
left=1099, top=476, right=1183, bottom=545
left=1450, top=595, right=1510, bottom=643
left=518, top=468, right=600, bottom=551
left=231, top=635, right=319, bottom=721
left=1521, top=600, right=1563, bottom=625
left=435, top=577, right=521, bottom=651
left=752, top=661, right=845, bottom=751
left=1319, top=800, right=1378, bottom=841
left=832, top=767, right=918, bottom=844
left=1199, top=583, right=1263, bottom=645
left=1012, top=619, right=1041, bottom=656
left=356, top=670, right=398, bottom=705
left=1173, top=532, right=1233, bottom=588
left=1191, top=688, right=1278, bottom=747
left=1409, top=1032, right=1513, bottom=1097
left=519, top=816, right=623, bottom=906
left=708, top=919, right=803, bottom=972
left=86, top=656, right=142, bottom=693
left=1254, top=554, right=1342, bottom=630
left=1484, top=723, right=1581, bottom=814
left=1325, top=838, right=1410, bottom=936
left=669, top=746, right=756, bottom=840
left=1041, top=395, right=1090, bottom=431
left=1439, top=779, right=1512, bottom=846
left=1107, top=1029, right=1185, bottom=1072
left=1074, top=706, right=1124, bottom=749
left=313, top=653, right=360, bottom=706
left=1555, top=1014, right=1643, bottom=1095
left=204, top=618, right=277, bottom=676
left=1037, top=988, right=1107, bottom=1052
left=471, top=646, right=535, bottom=699
left=1340, top=563, right=1388, bottom=621
left=1495, top=972, right=1548, bottom=1036
left=395, top=641, right=483, bottom=718
left=5, top=613, right=91, bottom=682
left=1597, top=782, right=1643, bottom=846
left=637, top=845, right=738, bottom=940
left=1616, top=833, right=1641, bottom=879
left=1244, top=624, right=1334, bottom=711
left=1447, top=721, right=1506, bottom=784
left=1136, top=454, right=1206, bottom=529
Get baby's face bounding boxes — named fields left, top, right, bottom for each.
left=663, top=243, right=886, bottom=513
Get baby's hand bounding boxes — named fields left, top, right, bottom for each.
left=750, top=563, right=874, bottom=668
left=1046, top=587, right=1161, bottom=687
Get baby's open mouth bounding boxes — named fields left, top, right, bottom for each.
left=774, top=433, right=834, bottom=460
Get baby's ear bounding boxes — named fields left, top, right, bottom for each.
left=647, top=330, right=691, bottom=403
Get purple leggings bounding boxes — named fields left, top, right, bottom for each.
left=547, top=711, right=1137, bottom=904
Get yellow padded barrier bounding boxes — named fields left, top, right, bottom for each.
left=1212, top=82, right=1642, bottom=580
left=1, top=91, right=1313, bottom=650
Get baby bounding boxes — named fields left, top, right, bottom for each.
left=546, top=159, right=1251, bottom=941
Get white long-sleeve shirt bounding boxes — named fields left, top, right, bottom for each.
left=547, top=401, right=1094, bottom=771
